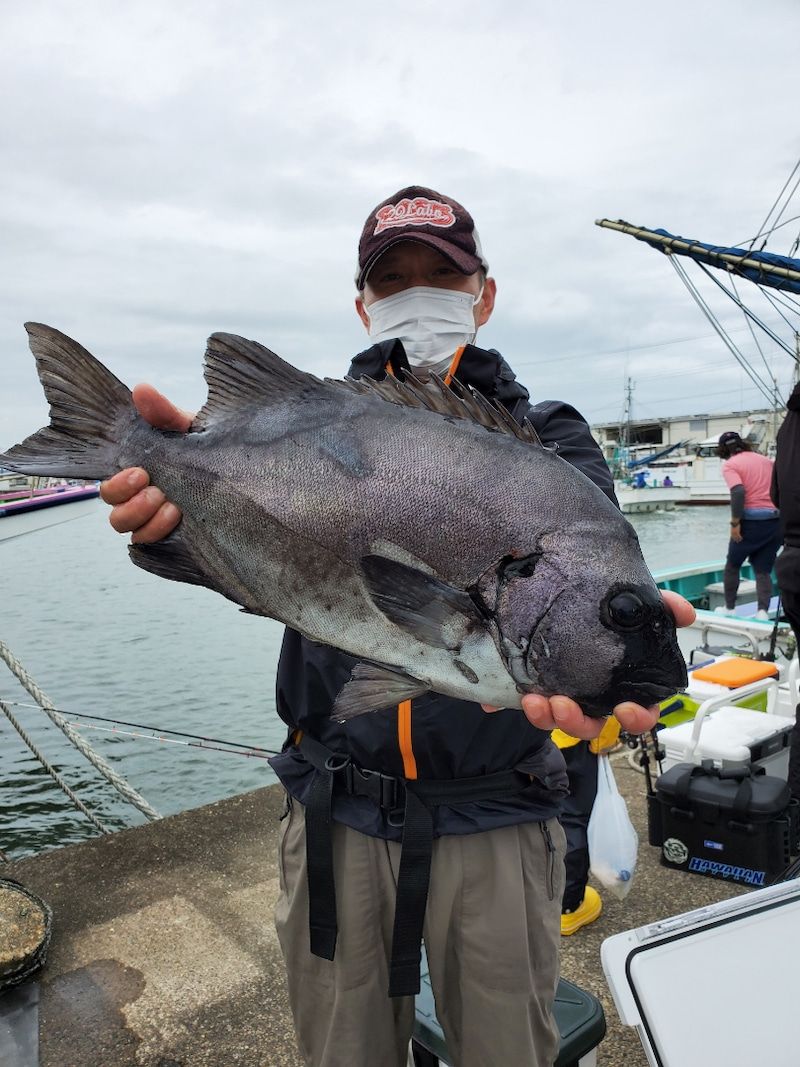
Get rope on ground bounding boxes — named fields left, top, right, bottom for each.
left=0, top=696, right=111, bottom=834
left=0, top=639, right=162, bottom=822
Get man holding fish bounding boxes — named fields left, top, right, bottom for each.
left=99, top=187, right=693, bottom=1067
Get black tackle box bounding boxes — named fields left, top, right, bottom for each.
left=650, top=759, right=799, bottom=887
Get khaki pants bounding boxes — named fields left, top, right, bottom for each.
left=275, top=796, right=566, bottom=1067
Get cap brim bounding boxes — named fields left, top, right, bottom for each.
left=357, top=233, right=484, bottom=290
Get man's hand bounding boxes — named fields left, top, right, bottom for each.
left=484, top=590, right=695, bottom=739
left=99, top=384, right=192, bottom=543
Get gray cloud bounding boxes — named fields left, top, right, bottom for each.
left=3, top=0, right=800, bottom=449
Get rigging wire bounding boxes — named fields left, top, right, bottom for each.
left=756, top=284, right=800, bottom=346
left=690, top=259, right=794, bottom=397
left=668, top=256, right=777, bottom=407
left=747, top=155, right=800, bottom=250
left=726, top=272, right=782, bottom=403
left=733, top=211, right=800, bottom=247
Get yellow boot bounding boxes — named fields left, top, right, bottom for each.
left=561, top=886, right=602, bottom=936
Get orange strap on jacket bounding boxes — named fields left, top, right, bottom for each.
left=397, top=701, right=418, bottom=779
left=389, top=349, right=464, bottom=782
left=387, top=347, right=465, bottom=385
left=443, top=346, right=465, bottom=386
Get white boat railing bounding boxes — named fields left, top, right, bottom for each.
left=693, top=617, right=773, bottom=657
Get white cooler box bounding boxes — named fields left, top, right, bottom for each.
left=660, top=703, right=792, bottom=777
left=602, top=878, right=800, bottom=1067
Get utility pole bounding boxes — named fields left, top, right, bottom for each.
left=622, top=376, right=634, bottom=449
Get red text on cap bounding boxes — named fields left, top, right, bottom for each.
left=374, top=197, right=456, bottom=235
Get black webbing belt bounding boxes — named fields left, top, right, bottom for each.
left=297, top=733, right=531, bottom=997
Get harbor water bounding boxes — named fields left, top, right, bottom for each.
left=1, top=502, right=730, bottom=859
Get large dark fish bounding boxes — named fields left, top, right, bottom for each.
left=1, top=324, right=686, bottom=719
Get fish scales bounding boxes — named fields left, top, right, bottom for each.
left=1, top=323, right=687, bottom=719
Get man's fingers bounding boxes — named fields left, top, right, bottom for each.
left=100, top=468, right=150, bottom=506
left=518, top=693, right=606, bottom=739
left=106, top=486, right=168, bottom=534
left=612, top=701, right=661, bottom=735
left=132, top=383, right=194, bottom=432
left=130, top=501, right=183, bottom=543
left=661, top=589, right=696, bottom=627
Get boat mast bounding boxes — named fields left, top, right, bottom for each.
left=595, top=219, right=800, bottom=290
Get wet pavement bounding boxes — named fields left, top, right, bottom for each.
left=1, top=751, right=753, bottom=1066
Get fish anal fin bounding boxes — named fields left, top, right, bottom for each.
left=361, top=554, right=484, bottom=648
left=331, top=662, right=431, bottom=722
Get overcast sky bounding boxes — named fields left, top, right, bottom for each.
left=3, top=0, right=800, bottom=452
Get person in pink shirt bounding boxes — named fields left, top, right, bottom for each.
left=715, top=431, right=782, bottom=620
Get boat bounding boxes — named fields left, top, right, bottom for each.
left=651, top=558, right=798, bottom=727
left=595, top=410, right=778, bottom=505
left=615, top=480, right=691, bottom=514
left=643, top=419, right=774, bottom=504
left=0, top=477, right=100, bottom=542
left=610, top=379, right=693, bottom=512
left=654, top=558, right=793, bottom=656
left=595, top=171, right=800, bottom=704
left=596, top=216, right=799, bottom=405
left=595, top=198, right=800, bottom=509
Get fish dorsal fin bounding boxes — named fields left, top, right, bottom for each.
left=335, top=371, right=544, bottom=447
left=195, top=332, right=326, bottom=428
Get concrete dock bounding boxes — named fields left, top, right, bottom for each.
left=2, top=752, right=750, bottom=1066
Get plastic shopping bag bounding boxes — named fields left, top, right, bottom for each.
left=588, top=753, right=638, bottom=900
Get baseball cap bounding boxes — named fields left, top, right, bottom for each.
left=356, top=185, right=489, bottom=290
left=718, top=431, right=742, bottom=448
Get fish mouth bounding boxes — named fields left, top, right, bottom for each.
left=608, top=678, right=680, bottom=707
left=580, top=664, right=687, bottom=719
left=578, top=681, right=677, bottom=719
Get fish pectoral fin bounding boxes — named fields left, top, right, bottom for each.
left=361, top=554, right=485, bottom=649
left=331, top=662, right=431, bottom=722
left=129, top=531, right=216, bottom=590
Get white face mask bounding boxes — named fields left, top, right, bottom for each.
left=363, top=285, right=483, bottom=370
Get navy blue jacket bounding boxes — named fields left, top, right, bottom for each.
left=772, top=382, right=800, bottom=591
left=269, top=342, right=616, bottom=840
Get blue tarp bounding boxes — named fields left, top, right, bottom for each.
left=650, top=228, right=800, bottom=295
left=596, top=220, right=800, bottom=296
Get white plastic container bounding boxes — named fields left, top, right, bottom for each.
left=660, top=703, right=792, bottom=777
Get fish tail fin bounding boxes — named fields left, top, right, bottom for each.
left=0, top=323, right=135, bottom=479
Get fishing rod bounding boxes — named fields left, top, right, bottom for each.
left=764, top=596, right=783, bottom=663
left=0, top=700, right=281, bottom=759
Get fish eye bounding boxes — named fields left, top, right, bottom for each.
left=607, top=591, right=647, bottom=630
